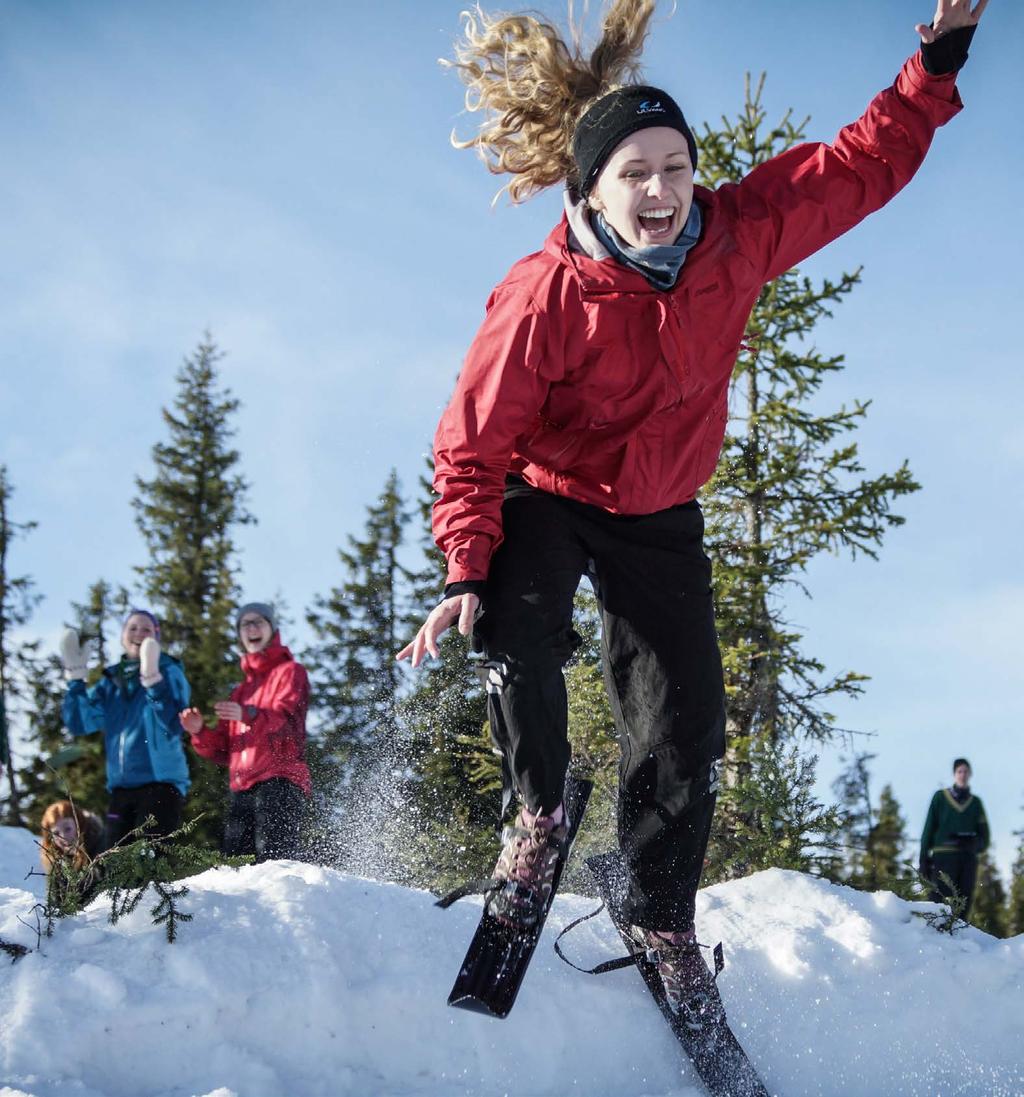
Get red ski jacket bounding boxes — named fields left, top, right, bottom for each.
left=433, top=53, right=963, bottom=587
left=190, top=636, right=311, bottom=795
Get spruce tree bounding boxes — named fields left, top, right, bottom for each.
left=862, top=784, right=914, bottom=897
left=0, top=466, right=42, bottom=826
left=696, top=79, right=919, bottom=873
left=830, top=751, right=876, bottom=886
left=1007, top=828, right=1024, bottom=937
left=304, top=469, right=415, bottom=869
left=703, top=740, right=842, bottom=881
left=17, top=580, right=128, bottom=827
left=970, top=851, right=1008, bottom=938
left=132, top=335, right=254, bottom=847
left=390, top=467, right=493, bottom=890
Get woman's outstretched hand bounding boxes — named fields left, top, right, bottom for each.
left=916, top=0, right=989, bottom=42
left=179, top=708, right=205, bottom=735
left=396, top=593, right=480, bottom=668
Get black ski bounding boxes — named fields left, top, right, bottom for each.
left=584, top=850, right=771, bottom=1097
left=441, top=775, right=592, bottom=1018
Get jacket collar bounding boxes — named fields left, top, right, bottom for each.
left=545, top=186, right=713, bottom=299
left=241, top=633, right=292, bottom=676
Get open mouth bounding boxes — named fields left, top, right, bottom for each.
left=637, top=206, right=676, bottom=238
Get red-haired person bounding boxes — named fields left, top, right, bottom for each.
left=40, top=799, right=105, bottom=873
left=39, top=799, right=106, bottom=903
left=180, top=603, right=311, bottom=862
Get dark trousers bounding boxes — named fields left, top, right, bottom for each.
left=474, top=485, right=726, bottom=931
left=105, top=782, right=184, bottom=849
left=929, top=851, right=979, bottom=917
left=223, top=777, right=306, bottom=862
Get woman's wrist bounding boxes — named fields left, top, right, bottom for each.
left=920, top=23, right=977, bottom=75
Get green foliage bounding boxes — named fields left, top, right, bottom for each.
left=387, top=466, right=494, bottom=890
left=1008, top=829, right=1024, bottom=938
left=828, top=751, right=875, bottom=884
left=915, top=871, right=970, bottom=935
left=42, top=815, right=249, bottom=943
left=16, top=580, right=125, bottom=829
left=828, top=756, right=918, bottom=898
left=304, top=469, right=420, bottom=867
left=0, top=936, right=29, bottom=962
left=860, top=784, right=915, bottom=898
left=697, top=79, right=919, bottom=761
left=0, top=465, right=43, bottom=826
left=969, top=851, right=1009, bottom=939
left=706, top=740, right=841, bottom=882
left=132, top=335, right=255, bottom=847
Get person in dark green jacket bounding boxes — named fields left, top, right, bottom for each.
left=919, top=758, right=990, bottom=917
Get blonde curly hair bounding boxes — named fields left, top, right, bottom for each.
left=443, top=0, right=660, bottom=203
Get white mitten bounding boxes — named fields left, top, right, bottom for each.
left=59, top=628, right=88, bottom=682
left=139, top=636, right=163, bottom=687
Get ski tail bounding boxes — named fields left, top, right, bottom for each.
left=579, top=850, right=772, bottom=1097
left=443, top=774, right=592, bottom=1019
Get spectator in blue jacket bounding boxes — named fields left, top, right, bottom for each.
left=61, top=609, right=191, bottom=848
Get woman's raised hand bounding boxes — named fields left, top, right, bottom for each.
left=916, top=0, right=989, bottom=42
left=396, top=593, right=480, bottom=668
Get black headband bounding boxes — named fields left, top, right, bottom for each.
left=572, top=85, right=697, bottom=198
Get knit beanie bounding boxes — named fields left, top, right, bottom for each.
left=122, top=608, right=161, bottom=639
left=236, top=602, right=277, bottom=635
left=572, top=85, right=697, bottom=198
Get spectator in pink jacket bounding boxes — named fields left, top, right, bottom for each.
left=181, top=603, right=310, bottom=862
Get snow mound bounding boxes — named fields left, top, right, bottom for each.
left=0, top=827, right=1020, bottom=1097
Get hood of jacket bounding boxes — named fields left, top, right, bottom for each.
left=240, top=633, right=293, bottom=677
left=544, top=186, right=714, bottom=300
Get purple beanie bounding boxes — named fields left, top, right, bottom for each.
left=122, top=608, right=161, bottom=638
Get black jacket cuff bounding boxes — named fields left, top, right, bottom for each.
left=443, top=580, right=487, bottom=601
left=920, top=24, right=977, bottom=76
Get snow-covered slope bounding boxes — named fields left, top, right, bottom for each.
left=1, top=826, right=1020, bottom=1097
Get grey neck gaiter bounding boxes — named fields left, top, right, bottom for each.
left=592, top=202, right=703, bottom=291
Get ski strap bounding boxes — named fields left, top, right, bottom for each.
left=553, top=901, right=642, bottom=974
left=435, top=877, right=500, bottom=910
left=435, top=824, right=570, bottom=910
left=554, top=902, right=726, bottom=979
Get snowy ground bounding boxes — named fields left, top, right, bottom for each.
left=1, top=826, right=1021, bottom=1097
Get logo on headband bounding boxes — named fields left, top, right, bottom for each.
left=636, top=100, right=666, bottom=115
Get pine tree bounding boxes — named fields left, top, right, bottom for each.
left=862, top=784, right=914, bottom=897
left=696, top=79, right=919, bottom=873
left=829, top=751, right=875, bottom=886
left=132, top=335, right=255, bottom=847
left=304, top=469, right=415, bottom=869
left=0, top=465, right=43, bottom=826
left=17, top=580, right=128, bottom=827
left=1007, top=828, right=1024, bottom=937
left=970, top=851, right=1008, bottom=938
left=704, top=740, right=842, bottom=881
left=390, top=466, right=493, bottom=890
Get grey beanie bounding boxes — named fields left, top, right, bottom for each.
left=236, top=602, right=277, bottom=635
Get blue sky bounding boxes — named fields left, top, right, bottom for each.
left=2, top=2, right=1021, bottom=879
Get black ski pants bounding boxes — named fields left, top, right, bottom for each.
left=474, top=483, right=726, bottom=932
left=223, top=777, right=306, bottom=862
left=105, top=782, right=184, bottom=850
